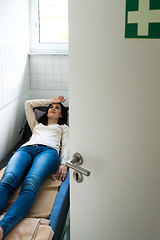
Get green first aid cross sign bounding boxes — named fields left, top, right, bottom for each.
left=125, top=0, right=160, bottom=38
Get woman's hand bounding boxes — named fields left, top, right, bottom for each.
left=56, top=164, right=68, bottom=181
left=52, top=96, right=66, bottom=104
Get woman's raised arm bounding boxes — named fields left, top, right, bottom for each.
left=25, top=99, right=53, bottom=132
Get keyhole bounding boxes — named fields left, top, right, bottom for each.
left=73, top=171, right=83, bottom=183
left=75, top=172, right=79, bottom=181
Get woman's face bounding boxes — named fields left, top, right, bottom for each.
left=47, top=103, right=62, bottom=121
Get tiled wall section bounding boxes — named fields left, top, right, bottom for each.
left=29, top=54, right=69, bottom=92
left=0, top=44, right=30, bottom=110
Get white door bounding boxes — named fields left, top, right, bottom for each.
left=69, top=0, right=160, bottom=239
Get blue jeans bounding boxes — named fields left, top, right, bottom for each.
left=0, top=145, right=59, bottom=238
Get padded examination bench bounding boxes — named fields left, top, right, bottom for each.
left=0, top=105, right=70, bottom=240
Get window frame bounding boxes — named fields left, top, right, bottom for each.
left=29, top=0, right=68, bottom=53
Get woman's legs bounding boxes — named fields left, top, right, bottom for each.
left=0, top=147, right=33, bottom=214
left=0, top=145, right=59, bottom=238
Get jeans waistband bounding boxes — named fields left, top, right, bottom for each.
left=31, top=144, right=47, bottom=147
left=21, top=144, right=58, bottom=153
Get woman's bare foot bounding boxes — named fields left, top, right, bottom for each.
left=0, top=226, right=3, bottom=240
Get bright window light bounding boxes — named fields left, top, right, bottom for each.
left=38, top=0, right=68, bottom=44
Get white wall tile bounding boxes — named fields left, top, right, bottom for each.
left=37, top=65, right=45, bottom=74
left=29, top=55, right=69, bottom=97
left=62, top=66, right=68, bottom=74
left=62, top=57, right=68, bottom=66
left=54, top=74, right=61, bottom=82
left=37, top=56, right=46, bottom=65
left=29, top=56, right=38, bottom=65
left=30, top=65, right=37, bottom=74
left=37, top=73, right=46, bottom=82
left=62, top=74, right=68, bottom=82
left=45, top=56, right=54, bottom=65
left=31, top=81, right=39, bottom=89
left=62, top=82, right=68, bottom=90
left=54, top=56, right=62, bottom=66
left=46, top=81, right=54, bottom=89
left=54, top=66, right=62, bottom=74
left=38, top=82, right=46, bottom=89
left=30, top=89, right=69, bottom=106
left=53, top=81, right=62, bottom=89
left=46, top=65, right=54, bottom=73
left=46, top=73, right=54, bottom=81
left=30, top=73, right=38, bottom=81
left=0, top=44, right=30, bottom=111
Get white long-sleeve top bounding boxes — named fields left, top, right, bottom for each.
left=21, top=99, right=69, bottom=165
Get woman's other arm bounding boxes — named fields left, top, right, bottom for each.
left=56, top=125, right=69, bottom=181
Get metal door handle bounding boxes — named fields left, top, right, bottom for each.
left=66, top=153, right=91, bottom=181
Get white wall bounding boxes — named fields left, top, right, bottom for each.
left=0, top=0, right=30, bottom=161
left=29, top=54, right=69, bottom=106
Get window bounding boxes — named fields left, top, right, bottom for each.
left=29, top=0, right=68, bottom=53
